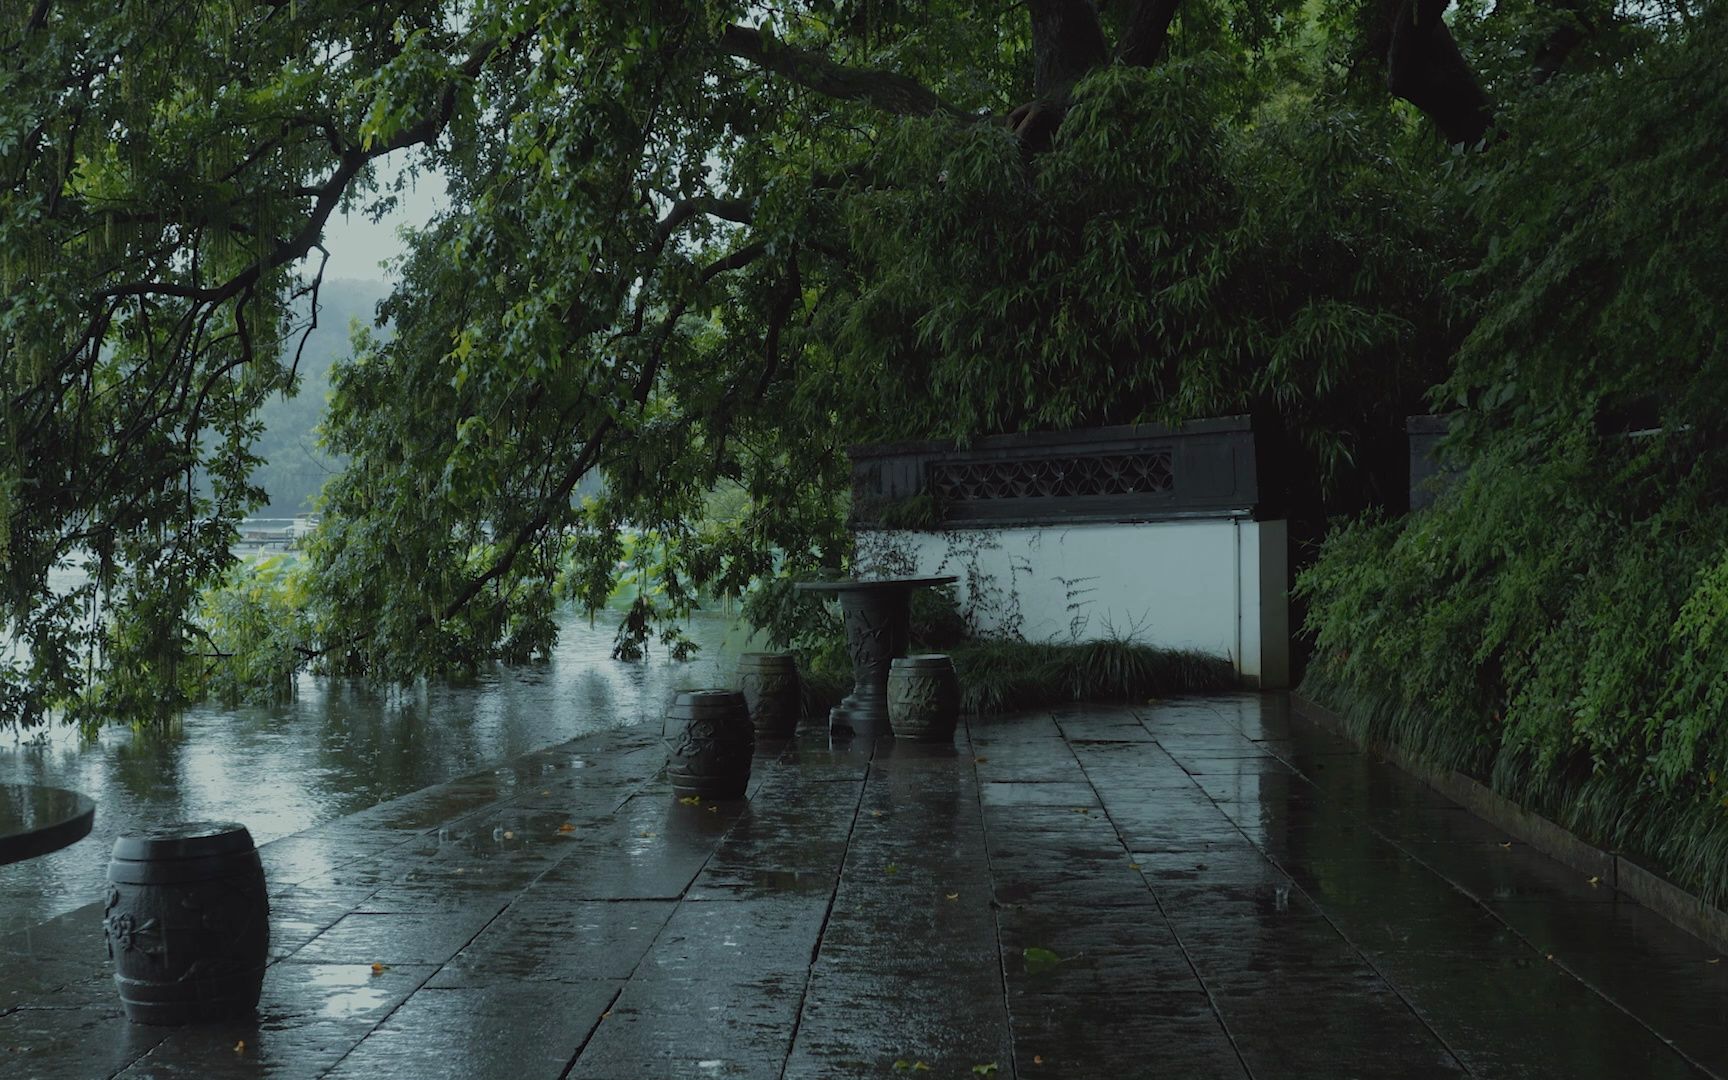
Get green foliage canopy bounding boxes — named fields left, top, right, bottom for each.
left=0, top=0, right=1672, bottom=728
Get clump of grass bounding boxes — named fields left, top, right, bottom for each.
left=950, top=638, right=1236, bottom=715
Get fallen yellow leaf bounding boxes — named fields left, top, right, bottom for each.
left=558, top=822, right=576, bottom=833
left=678, top=795, right=701, bottom=806
left=945, top=892, right=960, bottom=901
left=707, top=805, right=719, bottom=814
left=640, top=831, right=655, bottom=838
left=1128, top=863, right=1142, bottom=871
left=913, top=1064, right=931, bottom=1073
left=1708, top=958, right=1721, bottom=965
left=370, top=962, right=388, bottom=976
left=1498, top=841, right=1512, bottom=849
left=885, top=864, right=899, bottom=875
left=974, top=756, right=989, bottom=764
left=871, top=810, right=884, bottom=818
left=503, top=830, right=515, bottom=840
left=1068, top=808, right=1089, bottom=814
left=1033, top=1055, right=1044, bottom=1065
left=234, top=1040, right=246, bottom=1054
left=1587, top=875, right=1601, bottom=887
left=600, top=1010, right=611, bottom=1019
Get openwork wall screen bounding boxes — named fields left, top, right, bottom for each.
left=929, top=451, right=1175, bottom=503
left=851, top=418, right=1259, bottom=527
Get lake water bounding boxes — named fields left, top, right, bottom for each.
left=0, top=608, right=756, bottom=928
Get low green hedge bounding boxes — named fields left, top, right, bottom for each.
left=797, top=637, right=1237, bottom=718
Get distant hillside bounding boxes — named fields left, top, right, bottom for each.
left=254, top=279, right=391, bottom=513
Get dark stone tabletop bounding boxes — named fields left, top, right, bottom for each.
left=0, top=782, right=95, bottom=865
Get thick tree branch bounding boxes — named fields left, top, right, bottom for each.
left=93, top=150, right=367, bottom=304
left=652, top=195, right=753, bottom=256
left=1010, top=1, right=1112, bottom=154
left=691, top=240, right=768, bottom=286
left=719, top=24, right=964, bottom=117
left=1386, top=0, right=1494, bottom=145
left=24, top=0, right=52, bottom=36
left=1119, top=0, right=1183, bottom=67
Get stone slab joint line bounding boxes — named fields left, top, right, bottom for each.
left=1127, top=701, right=1478, bottom=1076
left=318, top=742, right=717, bottom=1079
left=1059, top=708, right=1258, bottom=1080
left=775, top=741, right=878, bottom=1080
left=1280, top=693, right=1728, bottom=1078
left=1149, top=697, right=1709, bottom=1079
left=967, top=710, right=1031, bottom=1080
left=556, top=984, right=627, bottom=1080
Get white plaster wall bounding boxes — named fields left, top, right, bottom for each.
left=862, top=519, right=1289, bottom=687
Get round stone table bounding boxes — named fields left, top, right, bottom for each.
left=796, top=576, right=958, bottom=737
left=0, top=782, right=95, bottom=865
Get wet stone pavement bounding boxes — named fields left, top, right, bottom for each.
left=4, top=692, right=1727, bottom=1079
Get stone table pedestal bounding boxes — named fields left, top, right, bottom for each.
left=795, top=576, right=958, bottom=737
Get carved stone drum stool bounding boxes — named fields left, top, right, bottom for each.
left=105, top=821, right=269, bottom=1024
left=666, top=689, right=755, bottom=799
left=887, top=654, right=962, bottom=742
left=738, top=652, right=802, bottom=738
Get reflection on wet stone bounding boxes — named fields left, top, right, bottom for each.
left=5, top=693, right=1728, bottom=1078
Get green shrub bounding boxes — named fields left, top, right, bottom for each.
left=1299, top=6, right=1728, bottom=901
left=1301, top=433, right=1728, bottom=899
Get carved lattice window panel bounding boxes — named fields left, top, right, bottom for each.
left=930, top=451, right=1174, bottom=502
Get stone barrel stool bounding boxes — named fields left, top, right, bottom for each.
left=665, top=689, right=756, bottom=799
left=887, top=654, right=962, bottom=742
left=737, top=652, right=802, bottom=738
left=105, top=821, right=269, bottom=1024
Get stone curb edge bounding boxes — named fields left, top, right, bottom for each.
left=1291, top=690, right=1728, bottom=954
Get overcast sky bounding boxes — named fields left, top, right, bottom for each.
left=318, top=153, right=446, bottom=283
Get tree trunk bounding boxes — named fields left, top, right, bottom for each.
left=1028, top=0, right=1111, bottom=97
left=1119, top=0, right=1182, bottom=68
left=1012, top=1, right=1111, bottom=151
left=1384, top=0, right=1494, bottom=145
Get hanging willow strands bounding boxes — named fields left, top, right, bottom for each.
left=0, top=0, right=505, bottom=727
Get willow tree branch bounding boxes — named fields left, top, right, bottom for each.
left=719, top=23, right=965, bottom=117
left=92, top=35, right=502, bottom=305
left=437, top=416, right=615, bottom=621
left=286, top=244, right=330, bottom=382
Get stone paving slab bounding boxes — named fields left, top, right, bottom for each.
left=3, top=694, right=1727, bottom=1077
